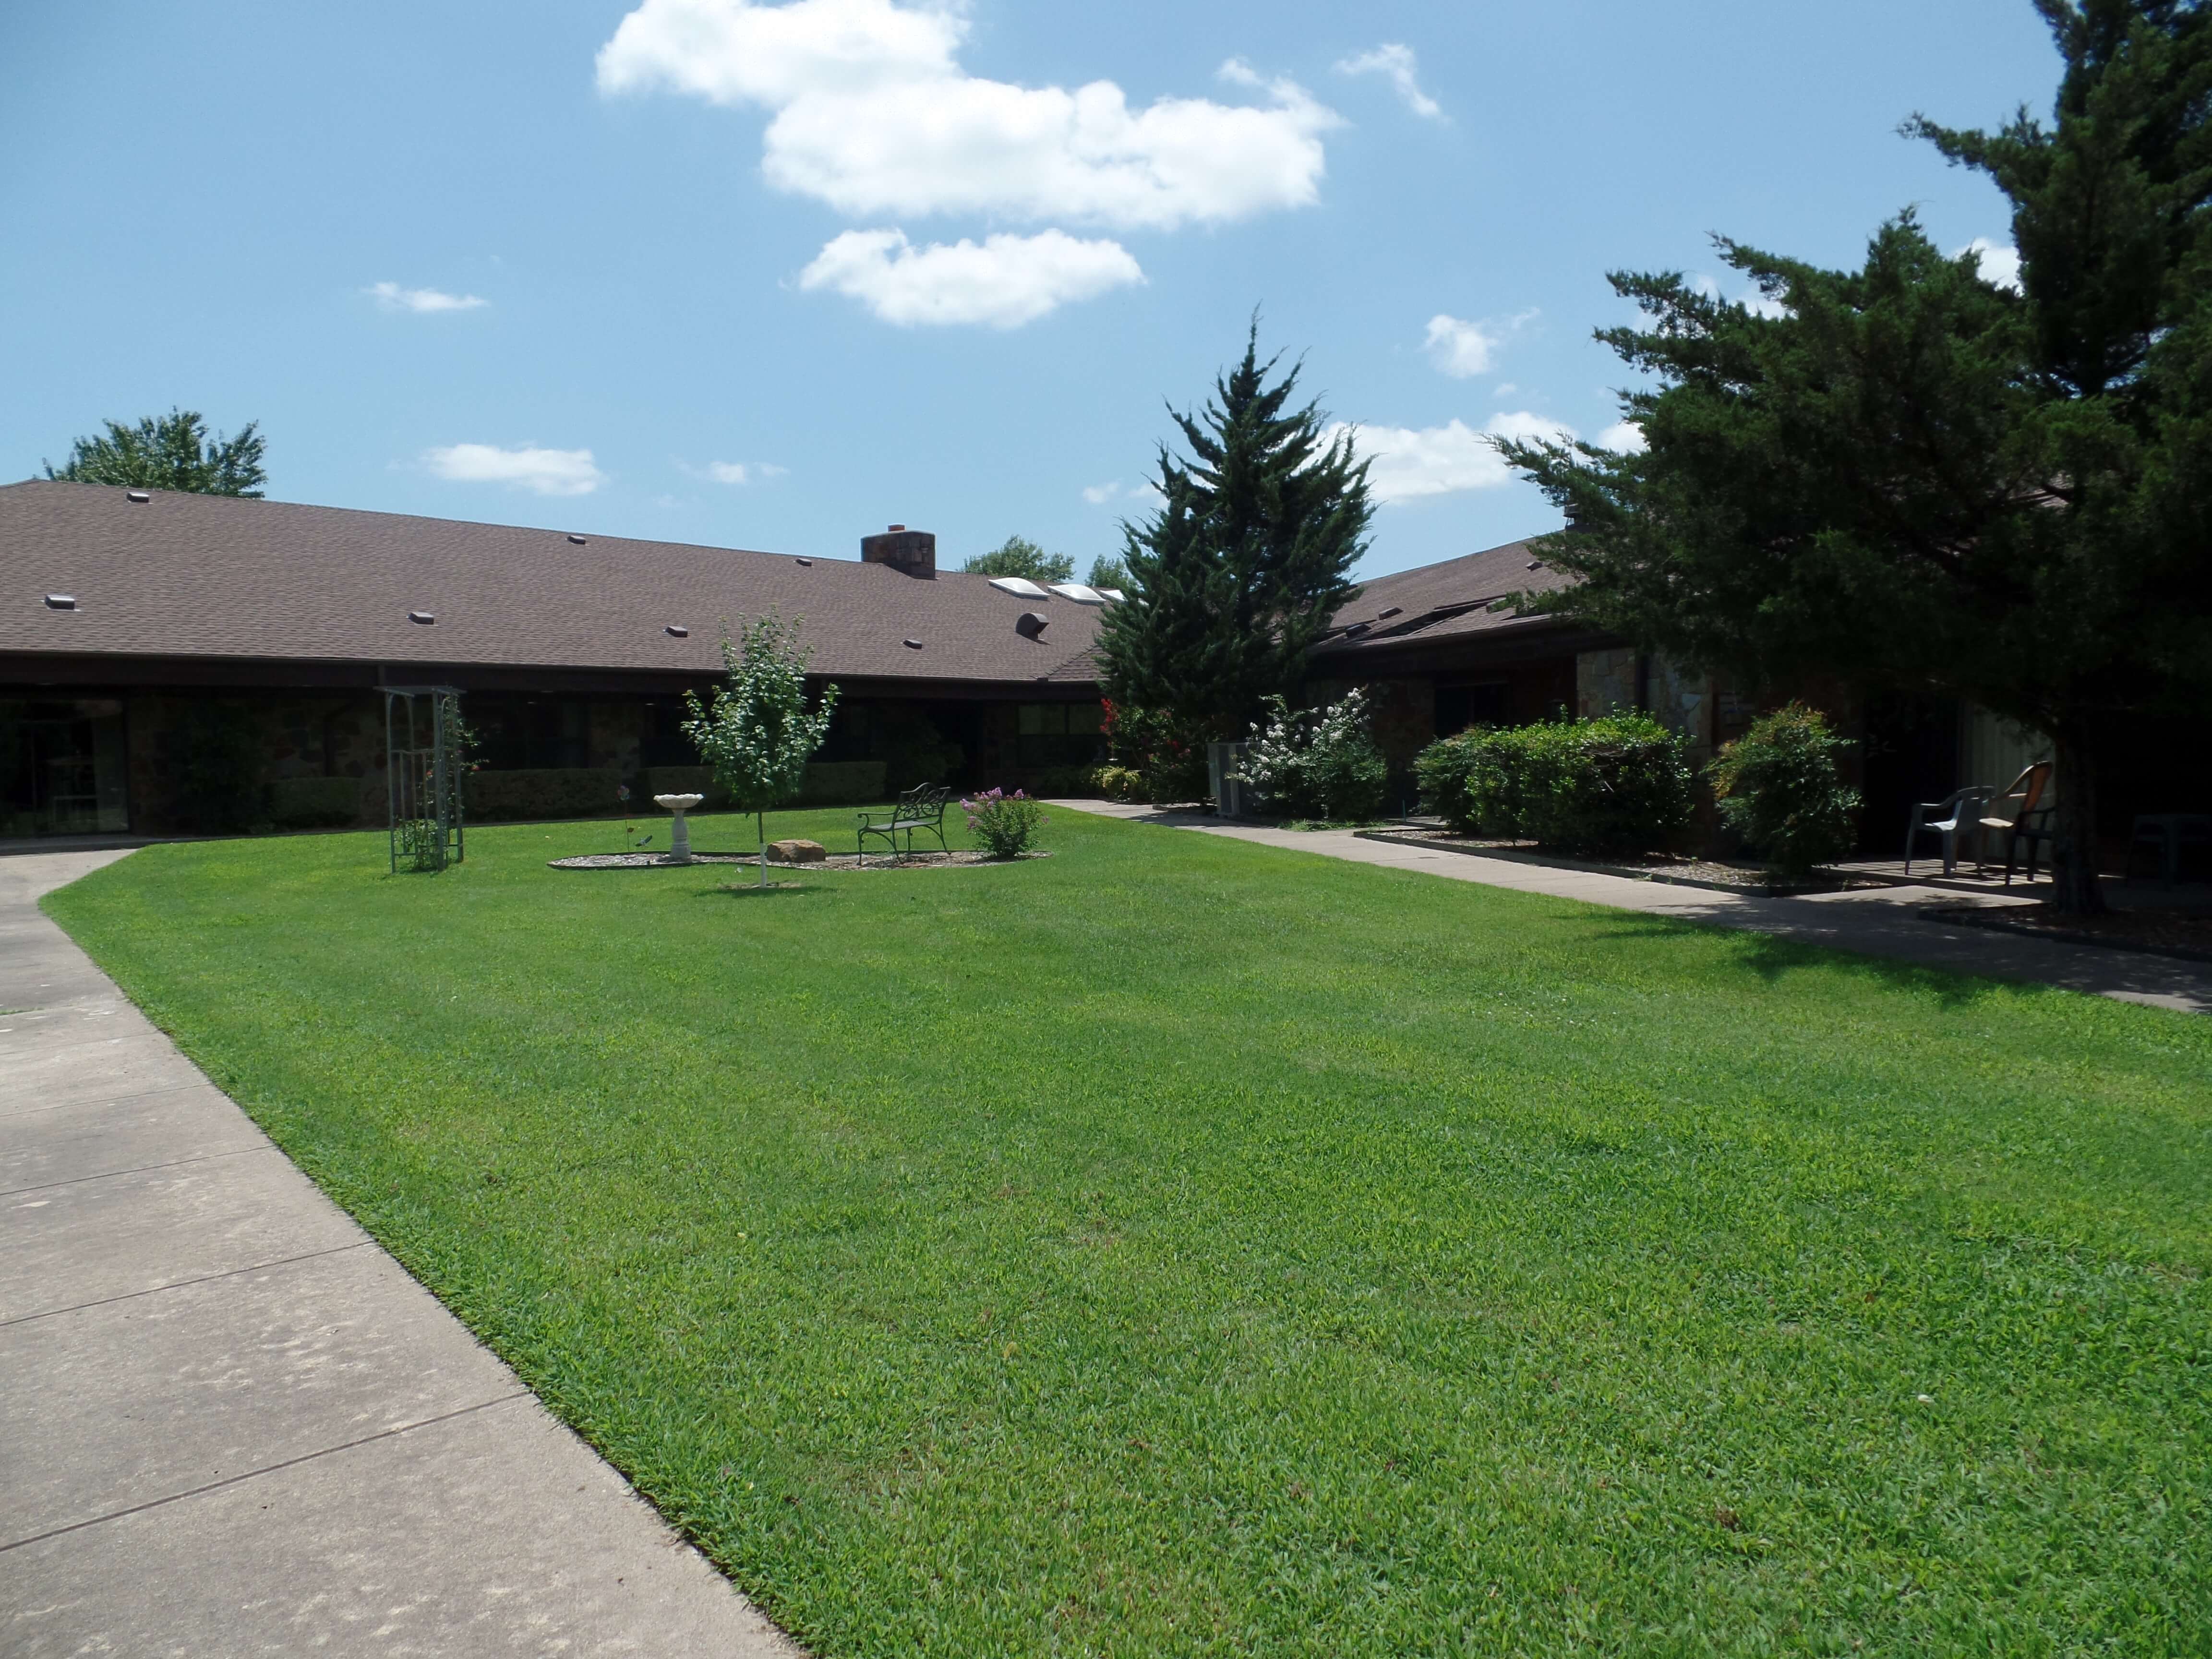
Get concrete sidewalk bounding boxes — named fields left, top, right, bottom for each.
left=1053, top=803, right=2212, bottom=1016
left=0, top=851, right=799, bottom=1658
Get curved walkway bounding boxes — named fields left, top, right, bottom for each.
left=0, top=851, right=799, bottom=1658
left=1051, top=804, right=2212, bottom=1016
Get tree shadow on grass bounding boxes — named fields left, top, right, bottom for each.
left=1574, top=912, right=2024, bottom=1012
left=700, top=881, right=825, bottom=900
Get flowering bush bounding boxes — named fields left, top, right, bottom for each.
left=962, top=788, right=1047, bottom=858
left=1240, top=688, right=1388, bottom=821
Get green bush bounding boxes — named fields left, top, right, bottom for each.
left=464, top=768, right=624, bottom=822
left=1413, top=729, right=1487, bottom=833
left=801, top=761, right=889, bottom=804
left=269, top=775, right=363, bottom=829
left=1090, top=764, right=1147, bottom=803
left=1462, top=715, right=1694, bottom=856
left=1707, top=703, right=1862, bottom=877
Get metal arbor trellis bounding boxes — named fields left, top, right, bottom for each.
left=383, top=686, right=466, bottom=872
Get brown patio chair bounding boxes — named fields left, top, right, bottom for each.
left=1974, top=761, right=2055, bottom=885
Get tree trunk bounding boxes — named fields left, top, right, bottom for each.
left=757, top=810, right=768, bottom=888
left=2050, top=729, right=2104, bottom=915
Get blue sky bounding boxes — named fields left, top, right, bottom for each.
left=2, top=1, right=2056, bottom=578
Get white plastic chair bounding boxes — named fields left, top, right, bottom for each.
left=1904, top=786, right=1989, bottom=877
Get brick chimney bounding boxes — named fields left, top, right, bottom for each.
left=860, top=523, right=935, bottom=578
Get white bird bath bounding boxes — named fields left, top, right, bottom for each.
left=653, top=793, right=704, bottom=863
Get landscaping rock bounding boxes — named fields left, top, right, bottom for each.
left=766, top=839, right=828, bottom=864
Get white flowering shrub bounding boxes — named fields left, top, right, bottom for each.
left=1240, top=688, right=1388, bottom=821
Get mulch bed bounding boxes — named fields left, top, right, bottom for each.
left=1355, top=829, right=1883, bottom=895
left=550, top=850, right=1049, bottom=872
left=1919, top=901, right=2212, bottom=964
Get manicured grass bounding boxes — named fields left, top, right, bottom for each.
left=43, top=806, right=2212, bottom=1656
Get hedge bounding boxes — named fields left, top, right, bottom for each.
left=464, top=768, right=625, bottom=822
left=269, top=775, right=366, bottom=829
left=1416, top=716, right=1694, bottom=855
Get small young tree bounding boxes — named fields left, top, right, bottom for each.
left=963, top=536, right=1075, bottom=583
left=45, top=409, right=267, bottom=496
left=682, top=613, right=839, bottom=885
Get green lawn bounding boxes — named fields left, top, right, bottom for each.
left=43, top=806, right=2212, bottom=1656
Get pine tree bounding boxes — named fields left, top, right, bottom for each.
left=1501, top=0, right=2212, bottom=914
left=45, top=409, right=267, bottom=497
left=1099, top=322, right=1372, bottom=742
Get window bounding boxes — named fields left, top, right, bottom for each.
left=1015, top=703, right=1106, bottom=767
left=1435, top=682, right=1510, bottom=737
left=0, top=699, right=129, bottom=835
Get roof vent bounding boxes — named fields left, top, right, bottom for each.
left=1526, top=559, right=1543, bottom=571
left=43, top=593, right=77, bottom=610
left=1376, top=605, right=1402, bottom=620
left=408, top=609, right=436, bottom=625
left=126, top=490, right=150, bottom=504
left=664, top=624, right=689, bottom=638
left=1047, top=583, right=1105, bottom=605
left=988, top=576, right=1050, bottom=599
left=794, top=557, right=813, bottom=567
left=568, top=534, right=588, bottom=545
left=1016, top=612, right=1049, bottom=639
left=902, top=637, right=923, bottom=649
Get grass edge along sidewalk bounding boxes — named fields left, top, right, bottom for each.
left=39, top=805, right=2212, bottom=1657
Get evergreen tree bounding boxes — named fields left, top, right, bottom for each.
left=45, top=409, right=267, bottom=497
left=1501, top=0, right=2212, bottom=914
left=1099, top=322, right=1372, bottom=740
left=963, top=536, right=1075, bottom=583
left=1085, top=553, right=1130, bottom=592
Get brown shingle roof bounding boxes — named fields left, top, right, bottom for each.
left=1314, top=536, right=1580, bottom=662
left=0, top=481, right=1106, bottom=687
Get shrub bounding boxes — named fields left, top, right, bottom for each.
left=1707, top=703, right=1861, bottom=878
left=1462, top=715, right=1694, bottom=856
left=1100, top=700, right=1210, bottom=805
left=1241, top=689, right=1389, bottom=822
left=465, top=768, right=624, bottom=822
left=1090, top=764, right=1146, bottom=803
left=1413, top=729, right=1487, bottom=833
left=962, top=788, right=1046, bottom=857
left=269, top=776, right=363, bottom=829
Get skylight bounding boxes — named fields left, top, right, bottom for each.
left=1047, top=583, right=1105, bottom=605
left=988, top=577, right=1050, bottom=599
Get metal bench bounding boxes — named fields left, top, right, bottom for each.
left=857, top=784, right=950, bottom=863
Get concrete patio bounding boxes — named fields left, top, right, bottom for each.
left=0, top=850, right=800, bottom=1658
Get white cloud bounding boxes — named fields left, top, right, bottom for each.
left=1691, top=273, right=1790, bottom=319
left=1597, top=420, right=1647, bottom=454
left=690, top=459, right=788, bottom=484
left=798, top=228, right=1142, bottom=327
left=1082, top=479, right=1163, bottom=507
left=1424, top=314, right=1498, bottom=377
left=1959, top=236, right=2023, bottom=292
left=1334, top=43, right=1442, bottom=120
left=369, top=281, right=487, bottom=313
left=1493, top=382, right=1518, bottom=398
left=1331, top=411, right=1575, bottom=504
left=597, top=0, right=1339, bottom=230
left=423, top=444, right=606, bottom=496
